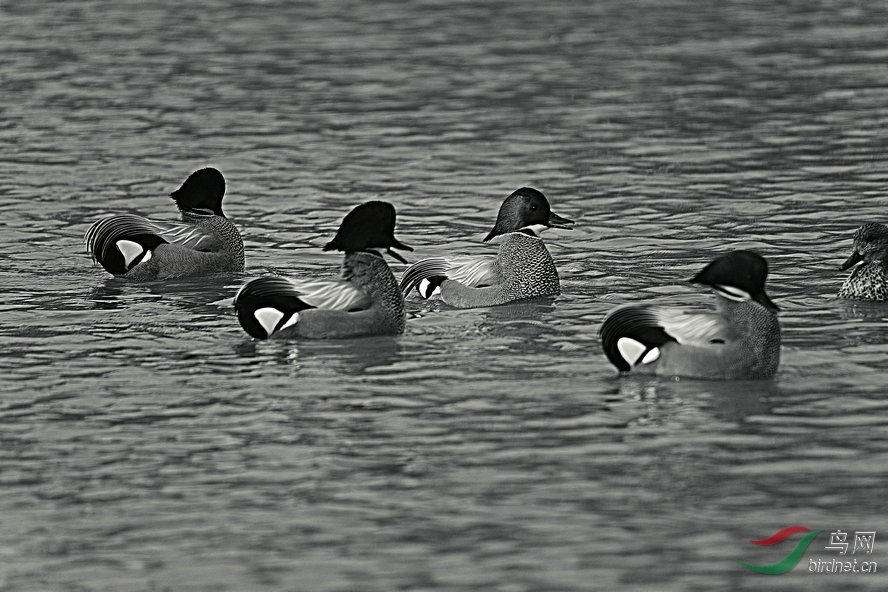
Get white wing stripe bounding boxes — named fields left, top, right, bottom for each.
left=654, top=310, right=728, bottom=345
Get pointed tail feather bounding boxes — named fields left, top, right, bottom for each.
left=84, top=215, right=169, bottom=275
left=599, top=306, right=675, bottom=371
left=399, top=257, right=450, bottom=297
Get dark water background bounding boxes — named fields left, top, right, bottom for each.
left=1, top=1, right=887, bottom=590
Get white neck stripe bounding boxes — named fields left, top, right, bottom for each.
left=714, top=284, right=752, bottom=302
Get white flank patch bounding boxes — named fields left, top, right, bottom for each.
left=279, top=312, right=299, bottom=332
left=254, top=307, right=284, bottom=338
left=714, top=284, right=751, bottom=302
left=418, top=278, right=441, bottom=299
left=116, top=240, right=145, bottom=268
left=641, top=347, right=661, bottom=364
left=617, top=337, right=647, bottom=367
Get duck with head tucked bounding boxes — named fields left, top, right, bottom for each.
left=838, top=222, right=888, bottom=301
left=599, top=250, right=781, bottom=380
left=234, top=201, right=411, bottom=339
left=399, top=187, right=573, bottom=308
left=84, top=168, right=244, bottom=280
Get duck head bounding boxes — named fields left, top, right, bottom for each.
left=840, top=222, right=888, bottom=270
left=690, top=250, right=778, bottom=312
left=483, top=187, right=573, bottom=242
left=323, top=201, right=413, bottom=263
left=170, top=168, right=227, bottom=217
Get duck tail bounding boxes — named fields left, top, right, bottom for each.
left=234, top=277, right=314, bottom=339
left=84, top=215, right=168, bottom=276
left=598, top=306, right=674, bottom=371
left=399, top=257, right=450, bottom=298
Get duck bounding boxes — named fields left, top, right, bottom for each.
left=837, top=222, right=888, bottom=301
left=599, top=250, right=781, bottom=380
left=84, top=168, right=244, bottom=280
left=399, top=187, right=573, bottom=308
left=234, top=201, right=411, bottom=339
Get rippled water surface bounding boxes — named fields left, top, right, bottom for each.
left=2, top=1, right=888, bottom=590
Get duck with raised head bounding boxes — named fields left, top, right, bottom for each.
left=838, top=222, right=888, bottom=301
left=599, top=250, right=781, bottom=380
left=234, top=201, right=411, bottom=339
left=399, top=187, right=573, bottom=308
left=84, top=168, right=244, bottom=280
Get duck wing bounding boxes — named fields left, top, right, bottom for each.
left=234, top=276, right=371, bottom=339
left=85, top=214, right=219, bottom=275
left=599, top=306, right=733, bottom=371
left=400, top=255, right=500, bottom=298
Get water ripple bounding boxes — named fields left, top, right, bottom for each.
left=2, top=0, right=888, bottom=590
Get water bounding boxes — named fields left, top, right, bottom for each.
left=2, top=1, right=887, bottom=590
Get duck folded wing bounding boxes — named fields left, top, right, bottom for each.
left=85, top=215, right=220, bottom=275
left=600, top=306, right=733, bottom=371
left=234, top=277, right=371, bottom=339
left=400, top=255, right=500, bottom=297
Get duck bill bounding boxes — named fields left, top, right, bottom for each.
left=547, top=211, right=574, bottom=230
left=754, top=290, right=779, bottom=312
left=483, top=226, right=501, bottom=242
left=386, top=237, right=413, bottom=263
left=840, top=250, right=863, bottom=271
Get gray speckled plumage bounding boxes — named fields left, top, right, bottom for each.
left=278, top=251, right=405, bottom=338
left=839, top=263, right=888, bottom=300
left=599, top=250, right=780, bottom=380
left=123, top=212, right=244, bottom=281
left=652, top=297, right=780, bottom=380
left=85, top=168, right=244, bottom=281
left=438, top=233, right=560, bottom=307
left=838, top=222, right=888, bottom=301
left=234, top=201, right=409, bottom=340
left=400, top=187, right=573, bottom=308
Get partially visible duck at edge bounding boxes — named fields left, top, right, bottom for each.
left=84, top=167, right=244, bottom=280
left=399, top=187, right=574, bottom=308
left=599, top=250, right=781, bottom=380
left=837, top=222, right=888, bottom=301
left=234, top=201, right=411, bottom=339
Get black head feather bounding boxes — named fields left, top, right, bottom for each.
left=170, top=168, right=227, bottom=216
left=690, top=250, right=778, bottom=311
left=483, top=187, right=573, bottom=242
left=323, top=201, right=412, bottom=262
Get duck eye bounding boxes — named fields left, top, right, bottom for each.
left=529, top=204, right=538, bottom=211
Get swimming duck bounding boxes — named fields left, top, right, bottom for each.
left=234, top=201, right=411, bottom=339
left=84, top=168, right=244, bottom=280
left=399, top=187, right=573, bottom=308
left=599, top=250, right=780, bottom=380
left=837, top=222, right=888, bottom=301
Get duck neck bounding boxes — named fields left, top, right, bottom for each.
left=189, top=211, right=244, bottom=270
left=180, top=208, right=219, bottom=224
left=340, top=251, right=404, bottom=326
left=715, top=294, right=778, bottom=327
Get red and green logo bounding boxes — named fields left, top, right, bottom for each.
left=733, top=526, right=822, bottom=574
